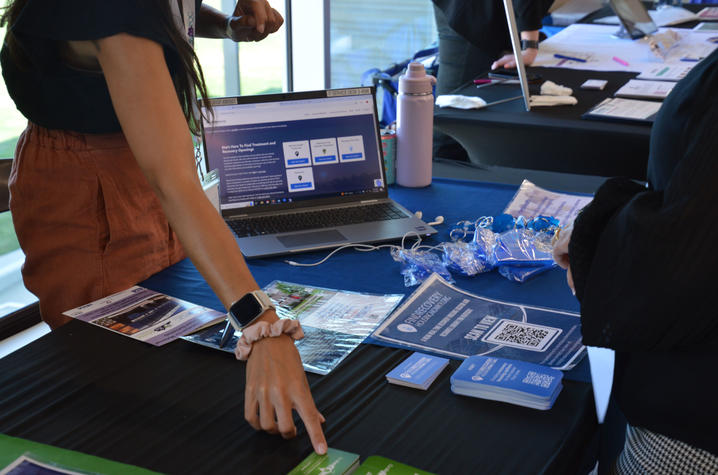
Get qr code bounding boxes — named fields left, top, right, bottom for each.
left=522, top=370, right=555, bottom=388
left=481, top=320, right=561, bottom=352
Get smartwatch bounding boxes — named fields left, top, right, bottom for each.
left=227, top=290, right=275, bottom=331
left=520, top=39, right=539, bottom=51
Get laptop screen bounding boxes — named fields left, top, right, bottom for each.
left=201, top=87, right=386, bottom=214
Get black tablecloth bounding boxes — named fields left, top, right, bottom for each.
left=434, top=67, right=651, bottom=179
left=0, top=321, right=596, bottom=474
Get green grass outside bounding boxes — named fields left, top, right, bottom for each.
left=0, top=212, right=20, bottom=255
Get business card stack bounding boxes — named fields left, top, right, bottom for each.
left=450, top=355, right=563, bottom=410
left=386, top=352, right=450, bottom=390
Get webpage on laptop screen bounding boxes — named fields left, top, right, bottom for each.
left=202, top=94, right=385, bottom=212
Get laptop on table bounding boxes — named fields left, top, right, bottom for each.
left=200, top=87, right=436, bottom=258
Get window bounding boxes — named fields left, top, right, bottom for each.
left=330, top=1, right=437, bottom=88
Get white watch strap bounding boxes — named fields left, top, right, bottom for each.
left=251, top=290, right=275, bottom=311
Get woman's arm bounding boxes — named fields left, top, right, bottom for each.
left=88, top=33, right=326, bottom=453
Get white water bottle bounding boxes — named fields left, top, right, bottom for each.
left=395, top=62, right=437, bottom=187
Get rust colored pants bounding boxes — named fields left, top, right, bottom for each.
left=9, top=123, right=185, bottom=329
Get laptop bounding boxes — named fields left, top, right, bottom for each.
left=200, top=87, right=437, bottom=258
left=501, top=0, right=533, bottom=112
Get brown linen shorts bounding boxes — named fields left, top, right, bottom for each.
left=9, top=123, right=186, bottom=329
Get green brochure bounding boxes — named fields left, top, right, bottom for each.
left=0, top=434, right=158, bottom=474
left=354, top=456, right=435, bottom=475
left=288, top=448, right=360, bottom=475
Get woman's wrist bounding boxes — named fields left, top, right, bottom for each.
left=234, top=319, right=304, bottom=360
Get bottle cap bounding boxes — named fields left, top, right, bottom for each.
left=398, top=62, right=436, bottom=94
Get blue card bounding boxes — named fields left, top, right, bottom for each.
left=451, top=355, right=562, bottom=403
left=386, top=352, right=449, bottom=390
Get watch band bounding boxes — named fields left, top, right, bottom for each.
left=520, top=39, right=539, bottom=51
left=225, top=16, right=234, bottom=39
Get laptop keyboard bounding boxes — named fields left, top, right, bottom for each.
left=227, top=202, right=408, bottom=237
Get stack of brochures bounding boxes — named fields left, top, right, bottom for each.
left=450, top=355, right=563, bottom=410
left=385, top=352, right=449, bottom=390
left=289, top=449, right=435, bottom=475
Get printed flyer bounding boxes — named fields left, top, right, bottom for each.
left=372, top=274, right=585, bottom=370
left=183, top=281, right=404, bottom=375
left=63, top=287, right=225, bottom=347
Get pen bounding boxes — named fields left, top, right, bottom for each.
left=553, top=53, right=586, bottom=63
left=219, top=318, right=234, bottom=348
left=473, top=78, right=493, bottom=84
left=612, top=56, right=629, bottom=66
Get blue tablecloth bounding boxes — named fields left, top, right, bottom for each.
left=141, top=177, right=589, bottom=380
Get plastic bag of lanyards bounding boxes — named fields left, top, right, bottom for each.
left=440, top=224, right=496, bottom=276
left=490, top=215, right=559, bottom=283
left=391, top=247, right=453, bottom=286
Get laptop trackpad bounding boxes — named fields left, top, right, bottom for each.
left=277, top=230, right=347, bottom=248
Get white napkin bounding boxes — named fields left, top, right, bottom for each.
left=529, top=95, right=578, bottom=107
left=540, top=80, right=573, bottom=96
left=435, top=94, right=488, bottom=109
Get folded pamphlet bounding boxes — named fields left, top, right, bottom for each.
left=385, top=352, right=449, bottom=390
left=288, top=448, right=360, bottom=475
left=450, top=355, right=563, bottom=410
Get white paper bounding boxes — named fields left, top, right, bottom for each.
left=586, top=97, right=662, bottom=120
left=503, top=179, right=593, bottom=227
left=636, top=63, right=694, bottom=80
left=614, top=79, right=676, bottom=99
left=533, top=24, right=718, bottom=73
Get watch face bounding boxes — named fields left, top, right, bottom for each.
left=229, top=293, right=264, bottom=328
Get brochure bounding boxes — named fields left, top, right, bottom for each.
left=354, top=456, right=435, bottom=475
left=502, top=179, right=593, bottom=227
left=614, top=79, right=675, bottom=100
left=63, top=287, right=225, bottom=347
left=385, top=352, right=449, bottom=390
left=637, top=63, right=694, bottom=81
left=372, top=274, right=585, bottom=370
left=288, top=448, right=360, bottom=475
left=581, top=97, right=661, bottom=124
left=0, top=456, right=86, bottom=475
left=450, top=355, right=563, bottom=410
left=184, top=281, right=404, bottom=375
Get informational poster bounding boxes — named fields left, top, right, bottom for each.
left=373, top=274, right=585, bottom=370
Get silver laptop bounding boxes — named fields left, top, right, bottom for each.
left=200, top=87, right=437, bottom=258
left=502, top=0, right=533, bottom=112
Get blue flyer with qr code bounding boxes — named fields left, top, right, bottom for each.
left=372, top=273, right=585, bottom=370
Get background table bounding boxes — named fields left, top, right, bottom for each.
left=434, top=67, right=651, bottom=180
left=0, top=179, right=599, bottom=474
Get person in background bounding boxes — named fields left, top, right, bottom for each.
left=431, top=0, right=553, bottom=161
left=1, top=0, right=327, bottom=454
left=552, top=48, right=718, bottom=473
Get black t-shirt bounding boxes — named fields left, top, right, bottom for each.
left=432, top=0, right=553, bottom=53
left=568, top=48, right=718, bottom=455
left=1, top=0, right=201, bottom=134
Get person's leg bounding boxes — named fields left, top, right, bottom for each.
left=9, top=123, right=185, bottom=329
left=433, top=5, right=496, bottom=162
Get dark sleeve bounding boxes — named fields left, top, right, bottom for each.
left=514, top=0, right=553, bottom=32
left=432, top=0, right=509, bottom=53
left=569, top=97, right=718, bottom=352
left=11, top=0, right=174, bottom=66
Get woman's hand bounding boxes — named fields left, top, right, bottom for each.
left=491, top=47, right=538, bottom=70
left=245, top=327, right=327, bottom=454
left=552, top=223, right=575, bottom=294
